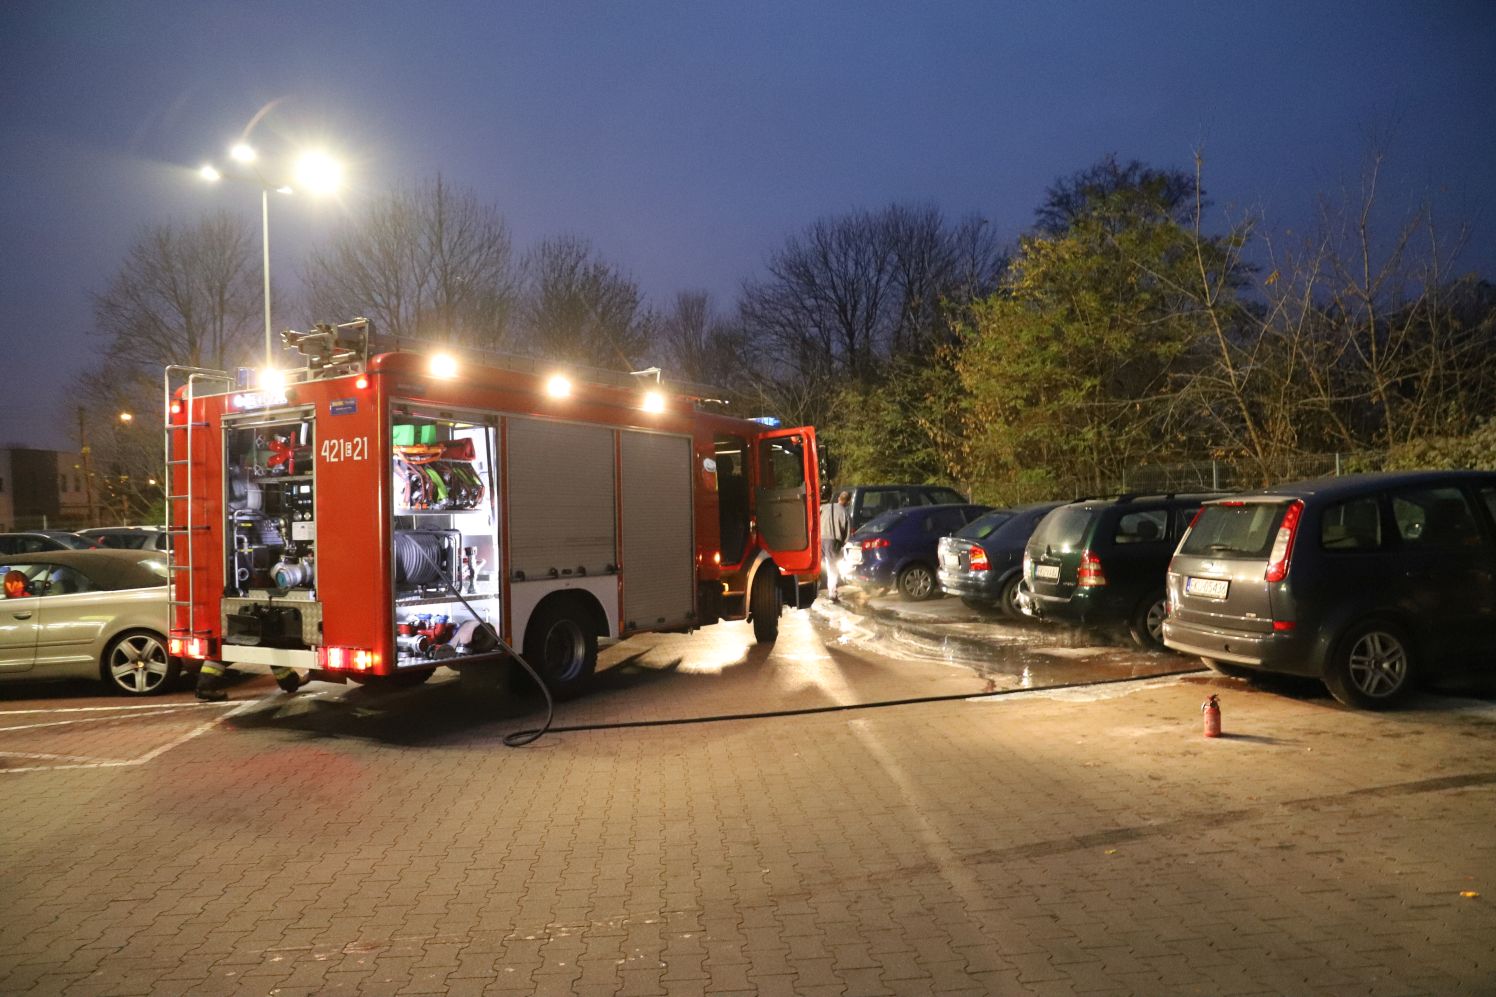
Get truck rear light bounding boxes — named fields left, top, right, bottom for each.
left=1272, top=620, right=1296, bottom=631
left=1264, top=500, right=1304, bottom=583
left=1077, top=550, right=1107, bottom=587
left=173, top=636, right=211, bottom=659
left=321, top=646, right=375, bottom=672
left=860, top=538, right=889, bottom=550
left=968, top=545, right=989, bottom=571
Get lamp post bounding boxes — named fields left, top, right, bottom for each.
left=199, top=143, right=342, bottom=373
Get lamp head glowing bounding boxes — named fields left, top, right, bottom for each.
left=198, top=164, right=222, bottom=182
left=642, top=390, right=666, bottom=414
left=294, top=151, right=343, bottom=196
left=545, top=374, right=573, bottom=399
left=429, top=353, right=458, bottom=379
left=229, top=142, right=257, bottom=164
left=258, top=368, right=286, bottom=391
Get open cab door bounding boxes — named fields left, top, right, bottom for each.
left=751, top=425, right=820, bottom=574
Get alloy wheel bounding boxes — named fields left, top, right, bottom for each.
left=109, top=634, right=171, bottom=694
left=1346, top=630, right=1408, bottom=699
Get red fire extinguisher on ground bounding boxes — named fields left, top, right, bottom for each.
left=1202, top=694, right=1222, bottom=738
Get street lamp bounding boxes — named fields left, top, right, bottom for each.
left=198, top=142, right=342, bottom=371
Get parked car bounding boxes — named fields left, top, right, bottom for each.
left=78, top=526, right=170, bottom=552
left=840, top=484, right=969, bottom=531
left=1162, top=470, right=1496, bottom=709
left=0, top=549, right=179, bottom=695
left=1019, top=493, right=1211, bottom=647
left=0, top=531, right=101, bottom=555
left=841, top=503, right=992, bottom=600
left=938, top=502, right=1066, bottom=618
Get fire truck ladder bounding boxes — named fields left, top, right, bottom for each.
left=163, top=366, right=233, bottom=639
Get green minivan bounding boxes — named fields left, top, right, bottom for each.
left=1018, top=493, right=1211, bottom=647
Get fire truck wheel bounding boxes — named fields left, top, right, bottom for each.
left=523, top=602, right=598, bottom=700
left=102, top=630, right=179, bottom=696
left=751, top=570, right=781, bottom=643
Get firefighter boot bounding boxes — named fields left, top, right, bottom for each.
left=195, top=662, right=228, bottom=702
left=273, top=666, right=306, bottom=693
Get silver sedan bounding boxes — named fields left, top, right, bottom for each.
left=0, top=549, right=178, bottom=695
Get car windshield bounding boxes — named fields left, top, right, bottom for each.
left=954, top=511, right=1013, bottom=540
left=1179, top=502, right=1287, bottom=558
left=1029, top=507, right=1092, bottom=553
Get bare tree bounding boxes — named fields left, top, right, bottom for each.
left=303, top=176, right=520, bottom=349
left=654, top=291, right=743, bottom=390
left=92, top=211, right=260, bottom=370
left=519, top=236, right=652, bottom=369
left=739, top=203, right=1004, bottom=426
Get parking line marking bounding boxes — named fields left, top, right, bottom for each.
left=0, top=695, right=268, bottom=775
left=0, top=702, right=234, bottom=716
left=0, top=705, right=232, bottom=733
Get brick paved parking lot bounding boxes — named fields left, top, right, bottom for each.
left=2, top=604, right=1494, bottom=996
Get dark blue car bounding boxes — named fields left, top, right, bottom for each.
left=839, top=503, right=991, bottom=601
left=936, top=502, right=1066, bottom=618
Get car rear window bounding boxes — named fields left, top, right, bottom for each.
left=954, top=511, right=1013, bottom=540
left=1029, top=507, right=1093, bottom=552
left=1179, top=502, right=1287, bottom=558
left=858, top=510, right=903, bottom=535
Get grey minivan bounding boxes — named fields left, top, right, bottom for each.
left=1162, top=470, right=1496, bottom=709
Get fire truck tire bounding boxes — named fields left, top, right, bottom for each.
left=523, top=602, right=598, bottom=700
left=751, top=570, right=781, bottom=644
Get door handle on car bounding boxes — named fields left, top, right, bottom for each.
left=11, top=611, right=32, bottom=620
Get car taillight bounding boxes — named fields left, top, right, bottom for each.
left=860, top=537, right=889, bottom=550
left=968, top=545, right=989, bottom=571
left=1022, top=551, right=1033, bottom=579
left=1077, top=550, right=1106, bottom=587
left=1264, top=500, right=1303, bottom=583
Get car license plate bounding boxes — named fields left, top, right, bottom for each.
left=942, top=551, right=961, bottom=570
left=1035, top=564, right=1060, bottom=582
left=1186, top=576, right=1229, bottom=599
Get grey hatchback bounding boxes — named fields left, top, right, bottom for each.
left=1162, top=470, right=1496, bottom=709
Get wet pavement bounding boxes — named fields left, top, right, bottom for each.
left=2, top=595, right=1494, bottom=995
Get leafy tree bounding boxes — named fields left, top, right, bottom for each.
left=954, top=159, right=1211, bottom=498
left=302, top=175, right=519, bottom=349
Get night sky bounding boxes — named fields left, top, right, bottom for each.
left=3, top=1, right=1495, bottom=451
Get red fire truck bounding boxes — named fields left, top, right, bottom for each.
left=165, top=319, right=822, bottom=697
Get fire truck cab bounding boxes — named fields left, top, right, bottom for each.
left=166, top=319, right=821, bottom=698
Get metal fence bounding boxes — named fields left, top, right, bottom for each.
left=1093, top=452, right=1386, bottom=496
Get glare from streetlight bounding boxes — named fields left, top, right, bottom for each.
left=229, top=142, right=257, bottom=164
left=199, top=164, right=222, bottom=182
left=294, top=151, right=342, bottom=195
left=118, top=411, right=134, bottom=424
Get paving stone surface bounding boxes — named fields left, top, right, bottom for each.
left=1, top=608, right=1494, bottom=995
